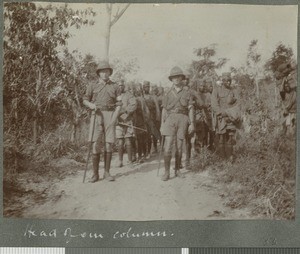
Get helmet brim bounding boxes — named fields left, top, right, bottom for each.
left=96, top=68, right=113, bottom=76
left=168, top=74, right=186, bottom=81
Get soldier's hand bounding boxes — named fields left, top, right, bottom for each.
left=188, top=123, right=195, bottom=135
left=89, top=103, right=97, bottom=111
left=119, top=113, right=128, bottom=122
left=222, top=112, right=227, bottom=117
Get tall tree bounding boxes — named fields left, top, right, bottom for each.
left=189, top=44, right=228, bottom=82
left=246, top=40, right=262, bottom=99
left=103, top=4, right=130, bottom=61
left=3, top=2, right=95, bottom=144
left=265, top=43, right=294, bottom=75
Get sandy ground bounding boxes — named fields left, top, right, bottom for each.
left=15, top=153, right=255, bottom=221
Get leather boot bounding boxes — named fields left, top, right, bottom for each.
left=125, top=138, right=133, bottom=163
left=216, top=142, right=226, bottom=158
left=161, top=155, right=171, bottom=181
left=104, top=152, right=115, bottom=181
left=89, top=154, right=100, bottom=183
left=185, top=159, right=191, bottom=170
left=118, top=141, right=123, bottom=167
left=175, top=153, right=184, bottom=178
left=225, top=144, right=234, bottom=162
left=131, top=138, right=137, bottom=163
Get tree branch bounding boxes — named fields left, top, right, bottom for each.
left=110, top=3, right=130, bottom=27
left=106, top=3, right=112, bottom=14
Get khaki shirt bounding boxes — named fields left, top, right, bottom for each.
left=162, top=86, right=194, bottom=113
left=119, top=91, right=137, bottom=121
left=211, top=85, right=238, bottom=115
left=83, top=79, right=119, bottom=109
left=134, top=97, right=147, bottom=127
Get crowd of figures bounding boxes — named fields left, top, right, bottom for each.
left=83, top=60, right=296, bottom=183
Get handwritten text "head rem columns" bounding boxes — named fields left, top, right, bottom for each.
left=113, top=227, right=174, bottom=239
left=24, top=225, right=175, bottom=243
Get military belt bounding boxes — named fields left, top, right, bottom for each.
left=168, top=108, right=188, bottom=115
left=97, top=105, right=115, bottom=111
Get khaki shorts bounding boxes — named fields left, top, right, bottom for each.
left=116, top=124, right=134, bottom=138
left=161, top=113, right=189, bottom=140
left=88, top=111, right=116, bottom=144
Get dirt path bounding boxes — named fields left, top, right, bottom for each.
left=18, top=154, right=255, bottom=220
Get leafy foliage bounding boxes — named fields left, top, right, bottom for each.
left=265, top=43, right=294, bottom=75
left=3, top=2, right=95, bottom=173
left=189, top=44, right=228, bottom=81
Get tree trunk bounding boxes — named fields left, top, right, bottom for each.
left=33, top=112, right=37, bottom=145
left=104, top=5, right=112, bottom=61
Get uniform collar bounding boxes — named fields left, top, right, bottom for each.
left=99, top=78, right=112, bottom=85
left=173, top=85, right=183, bottom=93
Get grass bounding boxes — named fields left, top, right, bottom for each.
left=190, top=131, right=296, bottom=220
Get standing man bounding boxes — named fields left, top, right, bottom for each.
left=205, top=78, right=215, bottom=151
left=83, top=61, right=122, bottom=183
left=211, top=72, right=240, bottom=161
left=278, top=62, right=297, bottom=137
left=183, top=74, right=195, bottom=168
left=134, top=84, right=148, bottom=163
left=194, top=80, right=208, bottom=152
left=160, top=67, right=195, bottom=181
left=143, top=81, right=161, bottom=157
left=116, top=81, right=137, bottom=167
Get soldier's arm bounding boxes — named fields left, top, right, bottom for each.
left=211, top=87, right=222, bottom=115
left=126, top=95, right=137, bottom=115
left=188, top=94, right=195, bottom=134
left=153, top=95, right=161, bottom=121
left=83, top=83, right=96, bottom=110
left=192, top=90, right=204, bottom=109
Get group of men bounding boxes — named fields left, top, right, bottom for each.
left=83, top=60, right=241, bottom=183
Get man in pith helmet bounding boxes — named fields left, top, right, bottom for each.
left=143, top=81, right=161, bottom=157
left=116, top=81, right=137, bottom=167
left=211, top=72, right=240, bottom=161
left=160, top=66, right=195, bottom=181
left=133, top=84, right=148, bottom=163
left=83, top=60, right=122, bottom=182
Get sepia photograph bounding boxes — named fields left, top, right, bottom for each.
left=3, top=2, right=297, bottom=221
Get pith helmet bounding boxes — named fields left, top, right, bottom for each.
left=169, top=66, right=186, bottom=81
left=96, top=60, right=113, bottom=76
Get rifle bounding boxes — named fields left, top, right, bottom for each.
left=119, top=122, right=147, bottom=132
left=157, top=135, right=165, bottom=176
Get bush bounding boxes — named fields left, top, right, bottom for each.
left=191, top=115, right=295, bottom=219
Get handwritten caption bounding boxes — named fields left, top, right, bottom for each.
left=24, top=224, right=175, bottom=243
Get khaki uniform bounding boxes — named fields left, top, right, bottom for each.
left=83, top=79, right=119, bottom=147
left=134, top=96, right=148, bottom=159
left=211, top=85, right=240, bottom=135
left=161, top=86, right=194, bottom=139
left=144, top=93, right=159, bottom=121
left=211, top=84, right=240, bottom=159
left=116, top=91, right=137, bottom=138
